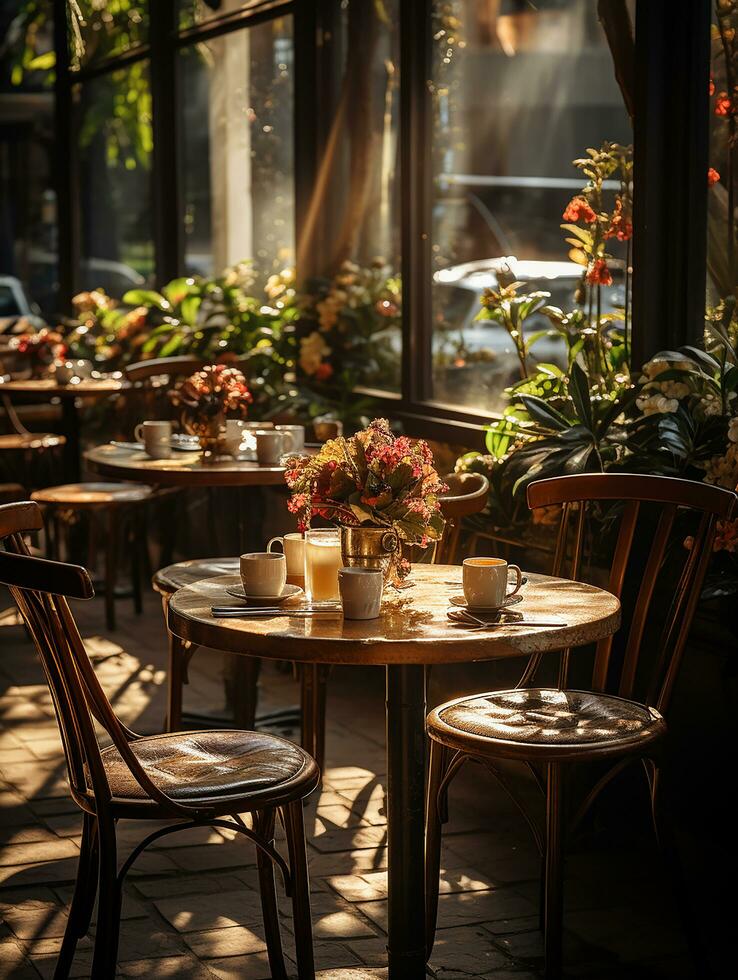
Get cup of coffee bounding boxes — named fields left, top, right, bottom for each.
left=255, top=429, right=294, bottom=465
left=267, top=532, right=305, bottom=580
left=462, top=557, right=522, bottom=608
left=239, top=552, right=287, bottom=597
left=338, top=567, right=384, bottom=620
left=135, top=420, right=172, bottom=459
left=276, top=424, right=305, bottom=452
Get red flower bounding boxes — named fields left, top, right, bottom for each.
left=604, top=197, right=632, bottom=242
left=585, top=258, right=612, bottom=287
left=562, top=196, right=596, bottom=224
left=314, top=362, right=333, bottom=381
left=708, top=167, right=721, bottom=187
left=715, top=91, right=732, bottom=116
left=710, top=76, right=715, bottom=97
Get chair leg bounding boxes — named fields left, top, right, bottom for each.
left=543, top=761, right=565, bottom=980
left=104, top=508, right=117, bottom=631
left=255, top=808, right=288, bottom=980
left=91, top=816, right=121, bottom=979
left=166, top=630, right=185, bottom=733
left=54, top=813, right=98, bottom=980
left=313, top=666, right=329, bottom=772
left=282, top=799, right=315, bottom=979
left=425, top=740, right=450, bottom=960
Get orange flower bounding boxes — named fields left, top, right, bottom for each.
left=715, top=91, right=732, bottom=116
left=562, top=196, right=596, bottom=223
left=710, top=76, right=715, bottom=97
left=585, top=258, right=612, bottom=287
left=708, top=167, right=721, bottom=187
left=314, top=362, right=333, bottom=381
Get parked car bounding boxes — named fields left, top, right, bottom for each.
left=0, top=275, right=45, bottom=334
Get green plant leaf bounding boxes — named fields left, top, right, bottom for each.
left=568, top=361, right=593, bottom=430
left=123, top=289, right=169, bottom=310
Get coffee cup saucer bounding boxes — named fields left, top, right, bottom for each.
left=449, top=593, right=523, bottom=613
left=226, top=583, right=304, bottom=603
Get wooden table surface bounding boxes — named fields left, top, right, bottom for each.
left=85, top=442, right=289, bottom=487
left=168, top=565, right=621, bottom=665
left=0, top=376, right=126, bottom=397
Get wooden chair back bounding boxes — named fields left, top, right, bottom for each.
left=0, top=501, right=195, bottom=816
left=526, top=473, right=737, bottom=714
left=434, top=472, right=490, bottom=564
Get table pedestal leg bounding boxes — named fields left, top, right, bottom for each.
left=61, top=399, right=81, bottom=483
left=385, top=664, right=427, bottom=979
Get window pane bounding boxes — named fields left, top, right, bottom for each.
left=179, top=16, right=294, bottom=284
left=76, top=62, right=154, bottom=297
left=70, top=2, right=148, bottom=70
left=431, top=0, right=631, bottom=413
left=708, top=11, right=733, bottom=311
left=297, top=0, right=401, bottom=396
left=0, top=2, right=57, bottom=318
left=179, top=1, right=289, bottom=32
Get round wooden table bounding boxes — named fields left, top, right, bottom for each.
left=85, top=442, right=288, bottom=488
left=0, top=376, right=126, bottom=480
left=168, top=565, right=620, bottom=980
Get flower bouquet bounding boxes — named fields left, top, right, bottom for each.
left=169, top=364, right=253, bottom=458
left=10, top=328, right=67, bottom=378
left=285, top=418, right=446, bottom=581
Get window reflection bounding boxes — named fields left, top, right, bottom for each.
left=70, top=2, right=147, bottom=70
left=179, top=17, right=294, bottom=284
left=76, top=63, right=154, bottom=297
left=431, top=0, right=631, bottom=413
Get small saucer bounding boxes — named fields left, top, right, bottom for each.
left=449, top=593, right=524, bottom=613
left=225, top=583, right=304, bottom=603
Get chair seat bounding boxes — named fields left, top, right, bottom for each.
left=31, top=482, right=152, bottom=506
left=153, top=557, right=240, bottom=596
left=0, top=433, right=65, bottom=450
left=428, top=688, right=666, bottom=761
left=100, top=730, right=317, bottom=806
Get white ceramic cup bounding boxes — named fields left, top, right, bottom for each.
left=134, top=420, right=172, bottom=459
left=221, top=419, right=244, bottom=457
left=462, top=557, right=523, bottom=608
left=338, top=567, right=384, bottom=620
left=267, top=532, right=305, bottom=577
left=276, top=424, right=305, bottom=452
left=239, top=552, right=287, bottom=597
left=255, top=428, right=294, bottom=465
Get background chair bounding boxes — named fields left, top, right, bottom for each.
left=0, top=500, right=319, bottom=980
left=424, top=473, right=737, bottom=979
left=436, top=472, right=490, bottom=563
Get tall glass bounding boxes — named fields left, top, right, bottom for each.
left=304, top=529, right=343, bottom=603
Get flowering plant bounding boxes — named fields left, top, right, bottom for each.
left=168, top=364, right=253, bottom=421
left=285, top=418, right=446, bottom=552
left=10, top=327, right=67, bottom=372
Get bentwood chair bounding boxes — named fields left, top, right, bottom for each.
left=424, top=473, right=737, bottom=979
left=436, top=472, right=490, bottom=563
left=0, top=500, right=319, bottom=980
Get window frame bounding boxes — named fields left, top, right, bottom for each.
left=52, top=0, right=712, bottom=445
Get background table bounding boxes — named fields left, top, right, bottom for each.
left=0, top=377, right=126, bottom=480
left=168, top=564, right=620, bottom=980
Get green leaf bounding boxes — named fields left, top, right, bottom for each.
left=518, top=395, right=571, bottom=431
left=123, top=289, right=170, bottom=310
left=568, top=362, right=593, bottom=431
left=180, top=295, right=202, bottom=327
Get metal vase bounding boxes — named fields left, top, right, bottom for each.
left=340, top=526, right=400, bottom=583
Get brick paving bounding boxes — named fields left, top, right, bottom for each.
left=0, top=591, right=694, bottom=979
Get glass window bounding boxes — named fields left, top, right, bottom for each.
left=297, top=0, right=401, bottom=396
left=0, top=2, right=56, bottom=319
left=179, top=16, right=294, bottom=284
left=179, top=1, right=288, bottom=32
left=708, top=8, right=734, bottom=311
left=70, top=2, right=148, bottom=71
left=75, top=62, right=154, bottom=297
left=430, top=0, right=631, bottom=413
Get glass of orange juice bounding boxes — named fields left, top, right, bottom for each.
left=304, top=529, right=343, bottom=602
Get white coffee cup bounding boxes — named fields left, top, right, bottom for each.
left=135, top=420, right=172, bottom=459
left=239, top=552, right=287, bottom=597
left=462, top=557, right=522, bottom=608
left=255, top=428, right=294, bottom=465
left=221, top=419, right=244, bottom=457
left=276, top=424, right=305, bottom=452
left=267, top=532, right=305, bottom=577
left=338, top=567, right=384, bottom=620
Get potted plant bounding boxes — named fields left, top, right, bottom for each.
left=284, top=418, right=446, bottom=582
left=169, top=364, right=253, bottom=459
